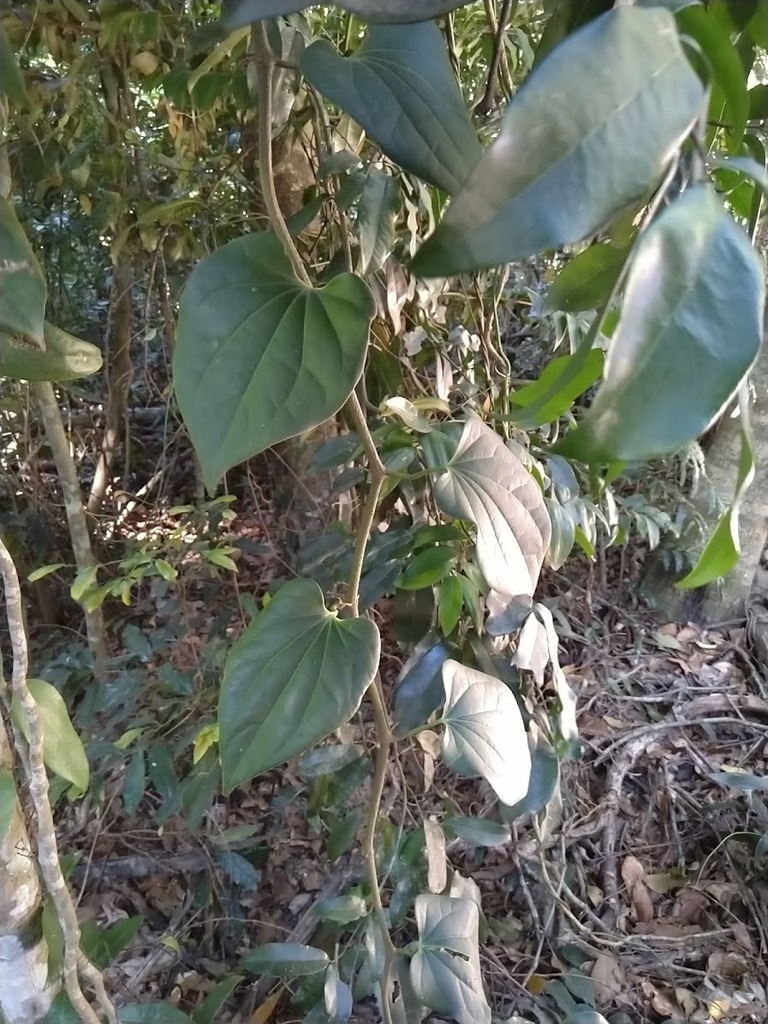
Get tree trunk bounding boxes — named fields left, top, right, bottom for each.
left=0, top=719, right=52, bottom=1024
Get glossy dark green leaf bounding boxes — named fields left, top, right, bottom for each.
left=301, top=23, right=482, bottom=194
left=509, top=349, right=604, bottom=429
left=192, top=976, right=243, bottom=1024
left=396, top=546, right=456, bottom=591
left=543, top=243, right=630, bottom=314
left=223, top=0, right=477, bottom=27
left=410, top=895, right=490, bottom=1024
left=0, top=768, right=18, bottom=843
left=241, top=943, right=330, bottom=978
left=174, top=233, right=373, bottom=491
left=441, top=660, right=531, bottom=806
left=297, top=743, right=363, bottom=779
left=422, top=419, right=550, bottom=598
left=438, top=576, right=463, bottom=637
left=557, top=187, right=763, bottom=463
left=219, top=579, right=380, bottom=792
left=443, top=816, right=511, bottom=847
left=358, top=169, right=400, bottom=275
left=534, top=0, right=614, bottom=66
left=0, top=321, right=103, bottom=381
left=80, top=916, right=144, bottom=969
left=678, top=4, right=748, bottom=149
left=0, top=197, right=46, bottom=347
left=393, top=638, right=453, bottom=737
left=12, top=679, right=89, bottom=791
left=412, top=7, right=704, bottom=276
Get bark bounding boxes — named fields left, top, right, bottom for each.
left=0, top=719, right=51, bottom=1024
left=34, top=382, right=108, bottom=679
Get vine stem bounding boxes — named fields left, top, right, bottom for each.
left=0, top=538, right=117, bottom=1024
left=343, top=392, right=396, bottom=1024
left=251, top=21, right=310, bottom=285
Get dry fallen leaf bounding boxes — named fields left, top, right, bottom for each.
left=621, top=854, right=645, bottom=889
left=591, top=951, right=626, bottom=1006
left=252, top=988, right=283, bottom=1024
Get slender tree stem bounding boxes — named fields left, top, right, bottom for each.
left=344, top=391, right=387, bottom=615
left=252, top=21, right=310, bottom=285
left=0, top=539, right=117, bottom=1024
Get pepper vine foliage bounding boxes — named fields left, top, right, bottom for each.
left=0, top=0, right=767, bottom=1022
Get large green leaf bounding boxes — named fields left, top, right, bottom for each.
left=0, top=25, right=28, bottom=107
left=533, top=0, right=614, bottom=66
left=508, top=349, right=604, bottom=429
left=0, top=197, right=46, bottom=347
left=410, top=894, right=490, bottom=1024
left=0, top=321, right=103, bottom=381
left=241, top=942, right=330, bottom=977
left=219, top=579, right=380, bottom=792
left=301, top=23, right=481, bottom=194
left=422, top=419, right=550, bottom=598
left=412, top=7, right=704, bottom=276
left=223, top=0, right=477, bottom=27
left=12, top=679, right=89, bottom=791
left=174, top=233, right=373, bottom=491
left=440, top=660, right=531, bottom=806
left=557, top=187, right=763, bottom=463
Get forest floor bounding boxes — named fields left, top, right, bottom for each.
left=47, top=476, right=768, bottom=1024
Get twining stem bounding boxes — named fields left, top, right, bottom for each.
left=0, top=538, right=117, bottom=1024
left=343, top=392, right=396, bottom=1023
left=251, top=21, right=310, bottom=285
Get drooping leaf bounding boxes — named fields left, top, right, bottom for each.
left=301, top=22, right=482, bottom=194
left=393, top=637, right=455, bottom=737
left=219, top=579, right=380, bottom=792
left=440, top=660, right=531, bottom=806
left=678, top=3, right=748, bottom=149
left=192, top=976, right=243, bottom=1024
left=12, top=679, right=89, bottom=791
left=557, top=187, right=764, bottom=463
left=422, top=419, right=550, bottom=598
left=543, top=242, right=630, bottom=314
left=546, top=497, right=576, bottom=570
left=0, top=321, right=103, bottom=381
left=442, top=816, right=511, bottom=847
left=0, top=197, right=46, bottom=347
left=396, top=546, right=456, bottom=591
left=241, top=943, right=330, bottom=978
left=0, top=768, right=18, bottom=843
left=412, top=7, right=704, bottom=276
left=324, top=964, right=354, bottom=1023
left=223, top=0, right=478, bottom=28
left=174, top=233, right=373, bottom=491
left=358, top=169, right=400, bottom=275
left=410, top=894, right=490, bottom=1024
left=438, top=576, right=463, bottom=637
left=678, top=387, right=755, bottom=589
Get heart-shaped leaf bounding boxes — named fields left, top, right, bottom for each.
left=0, top=197, right=46, bottom=347
left=301, top=22, right=481, bottom=194
left=410, top=894, right=490, bottom=1024
left=557, top=186, right=764, bottom=463
left=440, top=660, right=531, bottom=806
left=0, top=321, right=103, bottom=381
left=223, top=0, right=477, bottom=28
left=219, top=579, right=380, bottom=792
left=174, top=233, right=373, bottom=491
left=412, top=7, right=704, bottom=275
left=422, top=419, right=550, bottom=598
left=241, top=942, right=330, bottom=978
left=12, top=679, right=89, bottom=791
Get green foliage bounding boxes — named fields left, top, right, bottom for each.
left=0, top=197, right=46, bottom=346
left=12, top=679, right=89, bottom=791
left=223, top=0, right=477, bottom=27
left=0, top=321, right=102, bottom=381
